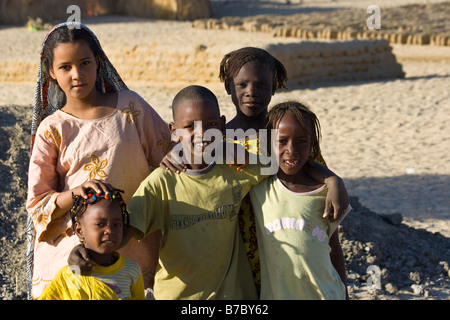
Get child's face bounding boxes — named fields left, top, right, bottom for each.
left=227, top=61, right=274, bottom=118
left=273, top=113, right=312, bottom=177
left=75, top=200, right=123, bottom=256
left=170, top=99, right=225, bottom=169
left=50, top=39, right=98, bottom=101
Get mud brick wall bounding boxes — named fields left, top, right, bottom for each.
left=192, top=3, right=450, bottom=47
left=102, top=39, right=404, bottom=86
left=0, top=38, right=404, bottom=85
left=265, top=40, right=405, bottom=86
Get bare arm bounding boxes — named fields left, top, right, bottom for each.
left=304, top=160, right=349, bottom=221
left=54, top=179, right=113, bottom=220
left=329, top=231, right=349, bottom=299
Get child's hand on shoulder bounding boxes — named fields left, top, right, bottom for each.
left=159, top=146, right=187, bottom=173
left=323, top=176, right=349, bottom=221
left=67, top=244, right=95, bottom=275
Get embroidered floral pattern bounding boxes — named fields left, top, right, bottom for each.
left=121, top=101, right=141, bottom=123
left=157, top=132, right=173, bottom=154
left=45, top=127, right=61, bottom=149
left=31, top=194, right=53, bottom=231
left=83, top=155, right=108, bottom=180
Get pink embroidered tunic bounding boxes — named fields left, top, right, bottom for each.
left=26, top=90, right=171, bottom=298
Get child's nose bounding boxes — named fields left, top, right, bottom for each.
left=104, top=224, right=113, bottom=234
left=286, top=141, right=298, bottom=154
left=71, top=66, right=82, bottom=79
left=245, top=83, right=257, bottom=96
left=194, top=122, right=205, bottom=135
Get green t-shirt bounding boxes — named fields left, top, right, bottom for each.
left=128, top=163, right=266, bottom=300
left=250, top=175, right=348, bottom=300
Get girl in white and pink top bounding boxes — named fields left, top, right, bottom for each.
left=26, top=22, right=171, bottom=299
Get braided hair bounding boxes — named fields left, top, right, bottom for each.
left=70, top=188, right=129, bottom=229
left=219, top=47, right=288, bottom=94
left=266, top=101, right=322, bottom=162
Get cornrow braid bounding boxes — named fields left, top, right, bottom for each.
left=266, top=101, right=322, bottom=161
left=219, top=47, right=288, bottom=93
left=70, top=188, right=129, bottom=230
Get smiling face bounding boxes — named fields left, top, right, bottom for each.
left=49, top=39, right=98, bottom=103
left=227, top=61, right=274, bottom=119
left=75, top=200, right=123, bottom=262
left=273, top=113, right=312, bottom=179
left=170, top=98, right=225, bottom=170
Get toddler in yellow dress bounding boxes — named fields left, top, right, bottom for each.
left=39, top=188, right=145, bottom=300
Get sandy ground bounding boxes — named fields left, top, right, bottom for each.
left=0, top=0, right=449, bottom=300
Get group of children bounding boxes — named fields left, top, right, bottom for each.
left=27, top=22, right=351, bottom=300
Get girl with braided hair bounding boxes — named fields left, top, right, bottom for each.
left=250, top=101, right=349, bottom=299
left=219, top=46, right=288, bottom=132
left=39, top=188, right=145, bottom=300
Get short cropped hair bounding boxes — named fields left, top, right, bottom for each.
left=171, top=85, right=219, bottom=119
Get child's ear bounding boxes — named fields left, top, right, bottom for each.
left=220, top=115, right=226, bottom=133
left=224, top=79, right=232, bottom=95
left=169, top=122, right=180, bottom=142
left=49, top=67, right=56, bottom=80
left=74, top=221, right=84, bottom=242
left=169, top=121, right=176, bottom=134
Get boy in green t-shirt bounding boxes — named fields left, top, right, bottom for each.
left=123, top=85, right=265, bottom=299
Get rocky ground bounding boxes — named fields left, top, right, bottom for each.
left=0, top=105, right=30, bottom=300
left=341, top=197, right=449, bottom=299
